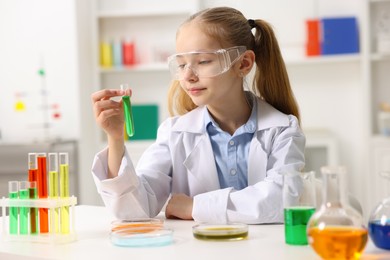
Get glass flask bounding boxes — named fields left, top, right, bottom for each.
left=368, top=171, right=390, bottom=250
left=307, top=166, right=368, bottom=259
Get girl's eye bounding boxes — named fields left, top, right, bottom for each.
left=178, top=64, right=186, bottom=69
left=199, top=60, right=211, bottom=65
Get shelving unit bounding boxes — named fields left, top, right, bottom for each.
left=92, top=0, right=199, bottom=147
left=366, top=0, right=390, bottom=216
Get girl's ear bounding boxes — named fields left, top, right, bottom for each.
left=236, top=50, right=255, bottom=77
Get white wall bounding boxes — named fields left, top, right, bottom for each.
left=0, top=0, right=80, bottom=143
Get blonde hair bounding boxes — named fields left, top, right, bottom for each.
left=167, top=7, right=300, bottom=123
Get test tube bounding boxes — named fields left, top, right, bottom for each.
left=59, top=152, right=70, bottom=234
left=29, top=181, right=38, bottom=235
left=37, top=153, right=48, bottom=233
left=19, top=181, right=29, bottom=235
left=8, top=181, right=18, bottom=235
left=121, top=84, right=134, bottom=137
left=28, top=153, right=38, bottom=234
left=49, top=153, right=60, bottom=233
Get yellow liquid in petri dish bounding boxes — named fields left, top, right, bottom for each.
left=192, top=224, right=248, bottom=241
left=308, top=226, right=368, bottom=259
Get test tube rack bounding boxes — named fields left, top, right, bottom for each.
left=0, top=196, right=77, bottom=244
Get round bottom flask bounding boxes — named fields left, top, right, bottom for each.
left=368, top=172, right=390, bottom=250
left=307, top=166, right=368, bottom=259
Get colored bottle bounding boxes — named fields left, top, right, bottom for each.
left=284, top=207, right=316, bottom=245
left=8, top=181, right=18, bottom=235
left=60, top=152, right=70, bottom=234
left=49, top=153, right=60, bottom=233
left=112, top=39, right=123, bottom=67
left=28, top=153, right=38, bottom=234
left=123, top=38, right=135, bottom=66
left=37, top=153, right=49, bottom=233
left=19, top=181, right=29, bottom=235
left=101, top=40, right=113, bottom=68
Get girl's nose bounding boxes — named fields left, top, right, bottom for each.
left=182, top=66, right=198, bottom=81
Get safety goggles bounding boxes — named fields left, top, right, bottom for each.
left=167, top=46, right=247, bottom=80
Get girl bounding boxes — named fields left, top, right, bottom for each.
left=91, top=7, right=305, bottom=224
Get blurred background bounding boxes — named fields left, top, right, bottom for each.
left=0, top=0, right=390, bottom=221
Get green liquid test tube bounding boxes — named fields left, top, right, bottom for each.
left=49, top=153, right=60, bottom=233
left=59, top=152, right=70, bottom=234
left=29, top=181, right=38, bottom=235
left=8, top=181, right=18, bottom=235
left=121, top=84, right=134, bottom=137
left=19, top=181, right=29, bottom=235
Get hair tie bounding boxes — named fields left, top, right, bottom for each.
left=248, top=19, right=256, bottom=29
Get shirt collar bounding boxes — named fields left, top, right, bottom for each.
left=204, top=92, right=257, bottom=134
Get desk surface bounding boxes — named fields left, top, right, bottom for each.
left=0, top=205, right=389, bottom=260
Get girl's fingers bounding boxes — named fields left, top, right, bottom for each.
left=93, top=99, right=121, bottom=118
left=91, top=89, right=125, bottom=103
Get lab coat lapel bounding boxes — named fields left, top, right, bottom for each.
left=173, top=106, right=220, bottom=195
left=183, top=134, right=220, bottom=195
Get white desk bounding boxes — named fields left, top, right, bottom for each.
left=0, top=205, right=389, bottom=260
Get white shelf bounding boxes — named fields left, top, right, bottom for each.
left=99, top=63, right=168, bottom=73
left=285, top=54, right=361, bottom=66
left=371, top=53, right=390, bottom=61
left=97, top=10, right=193, bottom=18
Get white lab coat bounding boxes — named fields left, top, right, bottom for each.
left=92, top=97, right=305, bottom=224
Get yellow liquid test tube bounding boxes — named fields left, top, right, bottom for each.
left=48, top=153, right=59, bottom=233
left=121, top=84, right=134, bottom=137
left=59, top=153, right=70, bottom=234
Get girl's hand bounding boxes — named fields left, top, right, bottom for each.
left=165, top=193, right=194, bottom=220
left=91, top=88, right=132, bottom=141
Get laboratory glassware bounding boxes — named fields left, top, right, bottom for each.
left=121, top=84, right=134, bottom=137
left=60, top=152, right=70, bottom=234
left=8, top=181, right=18, bottom=235
left=19, top=181, right=29, bottom=235
left=368, top=171, right=390, bottom=250
left=37, top=152, right=48, bottom=233
left=29, top=181, right=38, bottom=235
left=283, top=171, right=316, bottom=245
left=28, top=153, right=38, bottom=234
left=49, top=153, right=60, bottom=233
left=307, top=166, right=368, bottom=259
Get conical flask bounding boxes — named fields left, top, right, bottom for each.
left=368, top=171, right=390, bottom=250
left=307, top=166, right=368, bottom=259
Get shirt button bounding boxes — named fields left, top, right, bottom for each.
left=229, top=140, right=235, bottom=146
left=230, top=169, right=237, bottom=175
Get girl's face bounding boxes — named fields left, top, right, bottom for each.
left=175, top=22, right=243, bottom=108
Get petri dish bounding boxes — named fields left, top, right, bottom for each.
left=110, top=226, right=173, bottom=247
left=111, top=218, right=164, bottom=232
left=192, top=223, right=248, bottom=241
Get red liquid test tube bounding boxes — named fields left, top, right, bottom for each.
left=37, top=153, right=48, bottom=233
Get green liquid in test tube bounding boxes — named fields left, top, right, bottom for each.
left=49, top=153, right=60, bottom=233
left=121, top=84, right=134, bottom=137
left=19, top=181, right=29, bottom=235
left=29, top=181, right=38, bottom=235
left=8, top=181, right=18, bottom=235
left=59, top=153, right=70, bottom=234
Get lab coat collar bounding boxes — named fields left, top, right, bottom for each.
left=171, top=94, right=290, bottom=134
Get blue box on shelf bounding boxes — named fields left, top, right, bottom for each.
left=320, top=17, right=359, bottom=55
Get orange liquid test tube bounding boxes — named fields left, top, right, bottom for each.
left=28, top=153, right=38, bottom=234
left=37, top=153, right=49, bottom=233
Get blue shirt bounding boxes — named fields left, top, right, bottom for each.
left=205, top=96, right=257, bottom=190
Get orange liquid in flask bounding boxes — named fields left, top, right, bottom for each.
left=308, top=226, right=368, bottom=259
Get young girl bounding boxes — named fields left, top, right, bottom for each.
left=91, top=7, right=305, bottom=224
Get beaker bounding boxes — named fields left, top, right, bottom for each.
left=307, top=166, right=368, bottom=259
left=283, top=171, right=316, bottom=245
left=368, top=171, right=390, bottom=250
